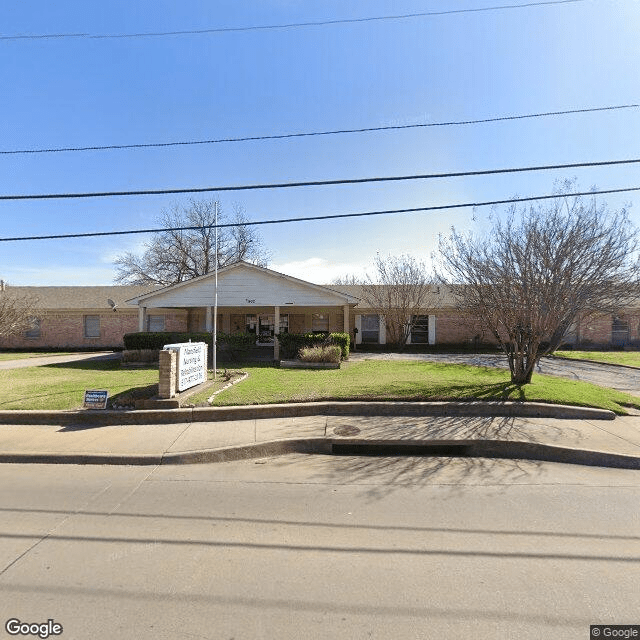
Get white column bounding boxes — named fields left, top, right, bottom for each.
left=355, top=315, right=362, bottom=344
left=429, top=315, right=437, bottom=345
left=205, top=306, right=213, bottom=332
left=274, top=305, right=280, bottom=360
left=379, top=315, right=386, bottom=345
left=138, top=307, right=147, bottom=332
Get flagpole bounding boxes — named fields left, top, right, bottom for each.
left=213, top=201, right=218, bottom=380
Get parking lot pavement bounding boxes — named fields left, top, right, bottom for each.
left=0, top=351, right=121, bottom=370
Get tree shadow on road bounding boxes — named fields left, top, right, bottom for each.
left=269, top=415, right=565, bottom=500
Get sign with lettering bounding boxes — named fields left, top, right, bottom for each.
left=163, top=342, right=208, bottom=392
left=84, top=389, right=109, bottom=409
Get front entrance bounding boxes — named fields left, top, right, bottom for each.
left=246, top=314, right=289, bottom=345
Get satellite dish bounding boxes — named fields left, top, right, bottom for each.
left=107, top=298, right=118, bottom=311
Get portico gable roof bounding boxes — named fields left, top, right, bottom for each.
left=126, top=261, right=360, bottom=309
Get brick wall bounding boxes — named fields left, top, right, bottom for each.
left=433, top=312, right=498, bottom=346
left=0, top=310, right=189, bottom=350
left=0, top=311, right=139, bottom=349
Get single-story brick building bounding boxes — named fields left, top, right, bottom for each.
left=1, top=261, right=638, bottom=355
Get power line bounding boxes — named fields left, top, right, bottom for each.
left=0, top=1, right=585, bottom=42
left=1, top=186, right=637, bottom=243
left=2, top=103, right=637, bottom=156
left=1, top=158, right=639, bottom=202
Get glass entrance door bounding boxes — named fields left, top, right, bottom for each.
left=246, top=314, right=289, bottom=345
left=258, top=315, right=275, bottom=344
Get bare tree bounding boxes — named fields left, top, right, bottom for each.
left=358, top=254, right=436, bottom=350
left=114, top=199, right=271, bottom=285
left=330, top=274, right=362, bottom=286
left=436, top=182, right=640, bottom=384
left=0, top=284, right=38, bottom=338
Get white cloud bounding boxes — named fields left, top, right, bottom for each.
left=270, top=257, right=370, bottom=284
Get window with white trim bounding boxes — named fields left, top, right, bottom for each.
left=361, top=314, right=380, bottom=343
left=410, top=315, right=429, bottom=344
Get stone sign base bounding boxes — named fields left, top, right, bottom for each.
left=137, top=377, right=216, bottom=409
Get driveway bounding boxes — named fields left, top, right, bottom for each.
left=0, top=351, right=121, bottom=370
left=349, top=351, right=640, bottom=396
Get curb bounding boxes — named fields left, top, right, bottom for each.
left=0, top=437, right=638, bottom=469
left=0, top=401, right=616, bottom=426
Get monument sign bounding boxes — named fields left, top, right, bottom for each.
left=163, top=342, right=208, bottom=392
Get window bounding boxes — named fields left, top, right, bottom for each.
left=312, top=313, right=329, bottom=333
left=25, top=317, right=41, bottom=339
left=410, top=315, right=429, bottom=344
left=147, top=315, right=165, bottom=332
left=361, top=314, right=380, bottom=343
left=612, top=316, right=629, bottom=346
left=84, top=315, right=100, bottom=338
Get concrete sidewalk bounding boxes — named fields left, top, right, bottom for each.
left=1, top=406, right=640, bottom=469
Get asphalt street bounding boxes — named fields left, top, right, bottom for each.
left=0, top=455, right=638, bottom=639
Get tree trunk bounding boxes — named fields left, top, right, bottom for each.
left=507, top=342, right=537, bottom=384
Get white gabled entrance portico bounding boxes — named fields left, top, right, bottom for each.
left=127, top=261, right=359, bottom=360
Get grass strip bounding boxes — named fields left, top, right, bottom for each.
left=200, top=361, right=640, bottom=415
left=0, top=360, right=158, bottom=410
left=2, top=358, right=639, bottom=414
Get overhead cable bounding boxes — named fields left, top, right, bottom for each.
left=0, top=1, right=585, bottom=42
left=2, top=103, right=637, bottom=156
left=1, top=158, right=639, bottom=202
left=1, top=186, right=637, bottom=243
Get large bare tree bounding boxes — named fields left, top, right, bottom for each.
left=436, top=183, right=640, bottom=384
left=335, top=254, right=436, bottom=350
left=0, top=285, right=38, bottom=338
left=114, top=199, right=270, bottom=285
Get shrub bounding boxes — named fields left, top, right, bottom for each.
left=123, top=332, right=213, bottom=351
left=298, top=345, right=341, bottom=363
left=121, top=349, right=160, bottom=363
left=278, top=332, right=350, bottom=360
left=329, top=332, right=350, bottom=359
left=217, top=332, right=256, bottom=360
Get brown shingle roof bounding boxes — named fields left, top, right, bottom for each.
left=325, top=284, right=457, bottom=309
left=1, top=285, right=158, bottom=310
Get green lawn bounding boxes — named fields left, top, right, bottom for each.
left=0, top=360, right=159, bottom=410
left=192, top=360, right=640, bottom=414
left=3, top=358, right=639, bottom=414
left=554, top=350, right=640, bottom=368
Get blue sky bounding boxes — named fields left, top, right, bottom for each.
left=0, top=0, right=638, bottom=285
